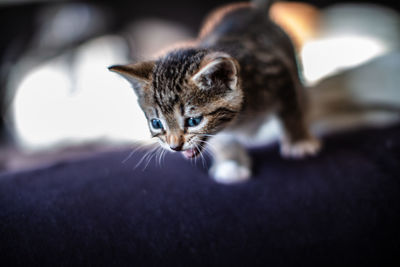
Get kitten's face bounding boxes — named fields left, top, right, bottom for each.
left=110, top=49, right=243, bottom=158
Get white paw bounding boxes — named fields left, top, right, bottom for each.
left=281, top=137, right=321, bottom=159
left=210, top=160, right=251, bottom=184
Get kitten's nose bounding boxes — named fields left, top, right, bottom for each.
left=170, top=144, right=183, bottom=151
left=168, top=134, right=184, bottom=151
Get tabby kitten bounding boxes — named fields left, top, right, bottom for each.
left=109, top=0, right=320, bottom=184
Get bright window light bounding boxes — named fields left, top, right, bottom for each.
left=13, top=35, right=150, bottom=150
left=301, top=35, right=388, bottom=84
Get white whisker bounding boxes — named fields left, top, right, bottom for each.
left=194, top=142, right=207, bottom=168
left=133, top=145, right=159, bottom=170
left=142, top=147, right=160, bottom=171
left=122, top=139, right=158, bottom=164
left=197, top=133, right=216, bottom=138
left=158, top=147, right=166, bottom=167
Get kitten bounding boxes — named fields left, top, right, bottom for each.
left=109, top=0, right=321, bottom=184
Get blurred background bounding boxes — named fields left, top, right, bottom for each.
left=0, top=0, right=399, bottom=171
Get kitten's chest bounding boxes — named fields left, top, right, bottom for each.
left=221, top=106, right=278, bottom=146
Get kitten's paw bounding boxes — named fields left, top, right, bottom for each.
left=281, top=137, right=321, bottom=159
left=210, top=160, right=251, bottom=184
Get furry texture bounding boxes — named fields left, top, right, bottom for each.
left=109, top=0, right=320, bottom=183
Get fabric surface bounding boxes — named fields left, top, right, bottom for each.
left=0, top=124, right=399, bottom=266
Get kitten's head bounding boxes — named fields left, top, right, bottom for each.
left=109, top=49, right=243, bottom=158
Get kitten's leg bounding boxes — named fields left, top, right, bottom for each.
left=208, top=134, right=251, bottom=184
left=277, top=82, right=321, bottom=158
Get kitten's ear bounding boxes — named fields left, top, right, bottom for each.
left=191, top=52, right=239, bottom=90
left=108, top=61, right=155, bottom=96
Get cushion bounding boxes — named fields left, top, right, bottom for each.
left=1, top=124, right=399, bottom=266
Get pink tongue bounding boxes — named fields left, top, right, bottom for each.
left=182, top=148, right=196, bottom=158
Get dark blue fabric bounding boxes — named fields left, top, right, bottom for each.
left=1, top=125, right=399, bottom=266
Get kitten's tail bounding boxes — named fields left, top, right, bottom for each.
left=252, top=0, right=276, bottom=12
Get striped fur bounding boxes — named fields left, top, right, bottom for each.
left=110, top=0, right=320, bottom=182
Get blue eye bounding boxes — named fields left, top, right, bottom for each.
left=186, top=116, right=203, bottom=127
left=151, top=119, right=163, bottom=129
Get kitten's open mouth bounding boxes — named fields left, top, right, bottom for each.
left=181, top=138, right=207, bottom=159
left=182, top=147, right=201, bottom=159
